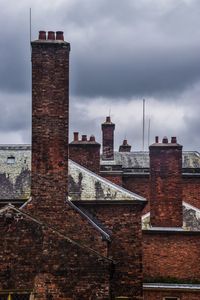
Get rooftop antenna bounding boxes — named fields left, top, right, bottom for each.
left=109, top=108, right=111, bottom=117
left=142, top=99, right=145, bottom=151
left=148, top=117, right=151, bottom=147
left=29, top=8, right=32, bottom=52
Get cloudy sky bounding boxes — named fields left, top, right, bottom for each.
left=1, top=0, right=200, bottom=151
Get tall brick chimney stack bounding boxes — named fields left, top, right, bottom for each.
left=31, top=31, right=70, bottom=224
left=119, top=139, right=131, bottom=152
left=101, top=116, right=115, bottom=160
left=149, top=136, right=183, bottom=227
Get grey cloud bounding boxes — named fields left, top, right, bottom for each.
left=0, top=93, right=31, bottom=133
left=72, top=45, right=200, bottom=98
left=0, top=5, right=31, bottom=93
left=1, top=0, right=200, bottom=98
left=65, top=0, right=200, bottom=98
left=1, top=0, right=200, bottom=150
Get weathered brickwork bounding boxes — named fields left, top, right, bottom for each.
left=123, top=176, right=149, bottom=199
left=122, top=175, right=150, bottom=213
left=31, top=36, right=70, bottom=228
left=144, top=290, right=200, bottom=300
left=182, top=177, right=200, bottom=209
left=102, top=116, right=115, bottom=160
left=143, top=231, right=200, bottom=282
left=69, top=135, right=101, bottom=174
left=79, top=202, right=145, bottom=300
left=0, top=207, right=111, bottom=299
left=101, top=173, right=123, bottom=186
left=149, top=138, right=183, bottom=227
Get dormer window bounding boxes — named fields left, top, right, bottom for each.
left=7, top=156, right=15, bottom=164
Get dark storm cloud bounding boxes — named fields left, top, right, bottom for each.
left=61, top=0, right=200, bottom=98
left=1, top=0, right=200, bottom=98
left=72, top=46, right=200, bottom=98
left=0, top=0, right=200, bottom=148
left=0, top=93, right=31, bottom=133
left=0, top=4, right=31, bottom=93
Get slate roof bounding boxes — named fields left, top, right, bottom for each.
left=69, top=160, right=145, bottom=202
left=0, top=145, right=31, bottom=200
left=101, top=151, right=200, bottom=170
left=0, top=145, right=145, bottom=202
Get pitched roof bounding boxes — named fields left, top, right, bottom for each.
left=0, top=145, right=146, bottom=203
left=101, top=151, right=200, bottom=169
left=69, top=159, right=146, bottom=202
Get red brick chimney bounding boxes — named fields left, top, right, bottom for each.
left=69, top=133, right=101, bottom=174
left=31, top=31, right=70, bottom=223
left=149, top=136, right=183, bottom=227
left=119, top=139, right=131, bottom=152
left=101, top=116, right=115, bottom=160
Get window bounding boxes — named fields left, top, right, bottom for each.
left=7, top=156, right=15, bottom=164
left=0, top=293, right=31, bottom=300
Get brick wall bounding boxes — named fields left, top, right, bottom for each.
left=123, top=176, right=149, bottom=199
left=149, top=137, right=183, bottom=227
left=69, top=134, right=100, bottom=174
left=101, top=173, right=123, bottom=186
left=0, top=209, right=111, bottom=299
left=143, top=231, right=200, bottom=282
left=182, top=177, right=200, bottom=209
left=79, top=202, right=145, bottom=300
left=123, top=175, right=150, bottom=213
